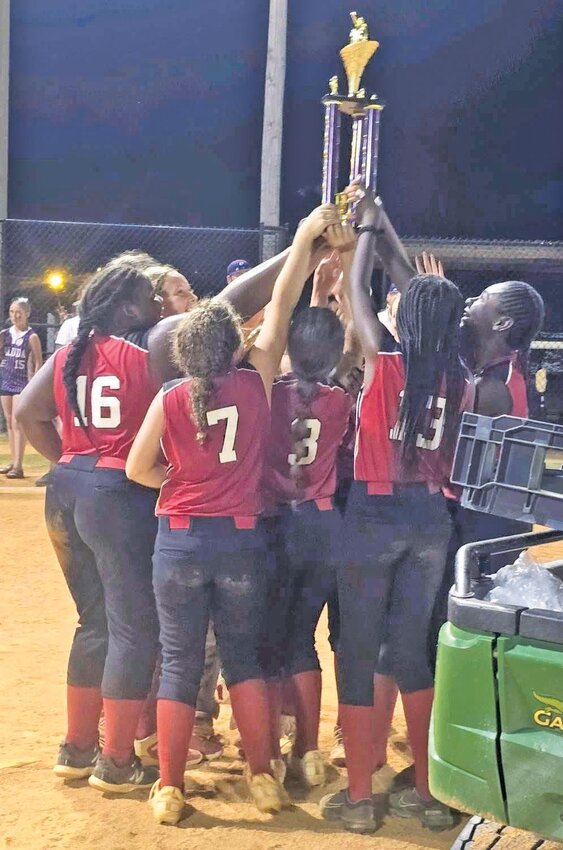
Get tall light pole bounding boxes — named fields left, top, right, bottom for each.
left=0, top=0, right=9, bottom=221
left=259, top=0, right=287, bottom=240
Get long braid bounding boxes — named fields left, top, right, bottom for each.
left=496, top=281, right=545, bottom=378
left=287, top=307, right=344, bottom=493
left=62, top=265, right=154, bottom=429
left=396, top=275, right=465, bottom=475
left=173, top=298, right=243, bottom=443
left=290, top=378, right=319, bottom=489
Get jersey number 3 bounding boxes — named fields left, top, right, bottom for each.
left=389, top=394, right=446, bottom=451
left=74, top=375, right=121, bottom=428
left=288, top=418, right=321, bottom=466
left=206, top=405, right=239, bottom=464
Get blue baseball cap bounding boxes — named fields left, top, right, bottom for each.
left=227, top=259, right=251, bottom=277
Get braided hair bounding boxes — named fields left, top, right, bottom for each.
left=62, top=265, right=155, bottom=429
left=173, top=298, right=243, bottom=443
left=396, top=274, right=465, bottom=474
left=495, top=281, right=545, bottom=376
left=287, top=307, right=344, bottom=484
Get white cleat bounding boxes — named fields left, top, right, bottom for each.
left=149, top=780, right=185, bottom=826
left=291, top=749, right=326, bottom=787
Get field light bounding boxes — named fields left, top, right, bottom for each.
left=45, top=270, right=66, bottom=291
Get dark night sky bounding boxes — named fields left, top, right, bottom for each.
left=8, top=0, right=563, bottom=239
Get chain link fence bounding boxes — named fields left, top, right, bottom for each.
left=1, top=219, right=562, bottom=426
left=0, top=218, right=289, bottom=354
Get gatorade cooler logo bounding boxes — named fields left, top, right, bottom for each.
left=533, top=692, right=563, bottom=731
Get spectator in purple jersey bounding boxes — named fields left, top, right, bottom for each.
left=0, top=298, right=42, bottom=478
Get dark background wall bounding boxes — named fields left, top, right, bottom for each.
left=8, top=0, right=563, bottom=239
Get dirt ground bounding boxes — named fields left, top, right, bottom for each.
left=1, top=445, right=562, bottom=850
left=0, top=475, right=460, bottom=850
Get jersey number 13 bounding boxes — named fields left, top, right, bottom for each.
left=389, top=394, right=446, bottom=451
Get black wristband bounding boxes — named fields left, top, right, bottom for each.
left=356, top=224, right=379, bottom=235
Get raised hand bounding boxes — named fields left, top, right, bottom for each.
left=415, top=251, right=445, bottom=277
left=297, top=203, right=341, bottom=244
left=342, top=178, right=383, bottom=228
left=312, top=252, right=342, bottom=304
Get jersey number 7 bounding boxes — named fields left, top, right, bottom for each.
left=206, top=405, right=239, bottom=464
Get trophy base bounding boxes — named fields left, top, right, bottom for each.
left=322, top=93, right=384, bottom=116
left=322, top=93, right=366, bottom=116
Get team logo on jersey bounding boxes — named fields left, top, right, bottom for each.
left=532, top=692, right=563, bottom=731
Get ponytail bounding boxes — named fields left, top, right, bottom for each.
left=173, top=298, right=243, bottom=444
left=62, top=321, right=94, bottom=429
left=290, top=378, right=319, bottom=491
left=190, top=376, right=214, bottom=444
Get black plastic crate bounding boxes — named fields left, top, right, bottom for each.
left=451, top=414, right=563, bottom=529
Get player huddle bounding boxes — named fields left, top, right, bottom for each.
left=17, top=183, right=544, bottom=835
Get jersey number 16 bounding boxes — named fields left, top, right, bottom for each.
left=74, top=375, right=121, bottom=428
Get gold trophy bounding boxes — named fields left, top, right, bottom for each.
left=322, top=12, right=385, bottom=220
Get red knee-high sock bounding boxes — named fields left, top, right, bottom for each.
left=372, top=674, right=399, bottom=769
left=401, top=688, right=434, bottom=800
left=281, top=677, right=296, bottom=716
left=292, top=670, right=322, bottom=757
left=102, top=698, right=144, bottom=766
left=157, top=699, right=195, bottom=790
left=230, top=679, right=272, bottom=776
left=135, top=658, right=161, bottom=741
left=339, top=704, right=376, bottom=802
left=66, top=685, right=102, bottom=750
left=266, top=679, right=282, bottom=760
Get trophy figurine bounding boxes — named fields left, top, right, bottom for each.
left=322, top=11, right=385, bottom=220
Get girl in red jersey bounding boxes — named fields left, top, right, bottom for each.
left=16, top=243, right=328, bottom=794
left=263, top=296, right=354, bottom=788
left=360, top=258, right=546, bottom=794
left=320, top=186, right=470, bottom=834
left=125, top=205, right=350, bottom=826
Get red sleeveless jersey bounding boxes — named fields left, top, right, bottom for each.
left=264, top=374, right=353, bottom=507
left=477, top=353, right=528, bottom=417
left=53, top=332, right=159, bottom=462
left=157, top=365, right=269, bottom=518
left=354, top=352, right=471, bottom=494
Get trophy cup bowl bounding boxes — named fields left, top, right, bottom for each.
left=340, top=40, right=379, bottom=98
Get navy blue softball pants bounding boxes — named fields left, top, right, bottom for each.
left=279, top=500, right=342, bottom=675
left=153, top=515, right=268, bottom=706
left=337, top=482, right=451, bottom=705
left=45, top=459, right=159, bottom=699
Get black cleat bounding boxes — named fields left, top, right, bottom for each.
left=88, top=753, right=159, bottom=793
left=389, top=786, right=456, bottom=831
left=54, top=741, right=99, bottom=779
left=320, top=788, right=379, bottom=834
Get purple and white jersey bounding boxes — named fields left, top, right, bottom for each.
left=0, top=327, right=33, bottom=394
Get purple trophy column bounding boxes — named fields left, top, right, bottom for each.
left=349, top=114, right=365, bottom=184
left=322, top=102, right=341, bottom=205
left=363, top=105, right=383, bottom=193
